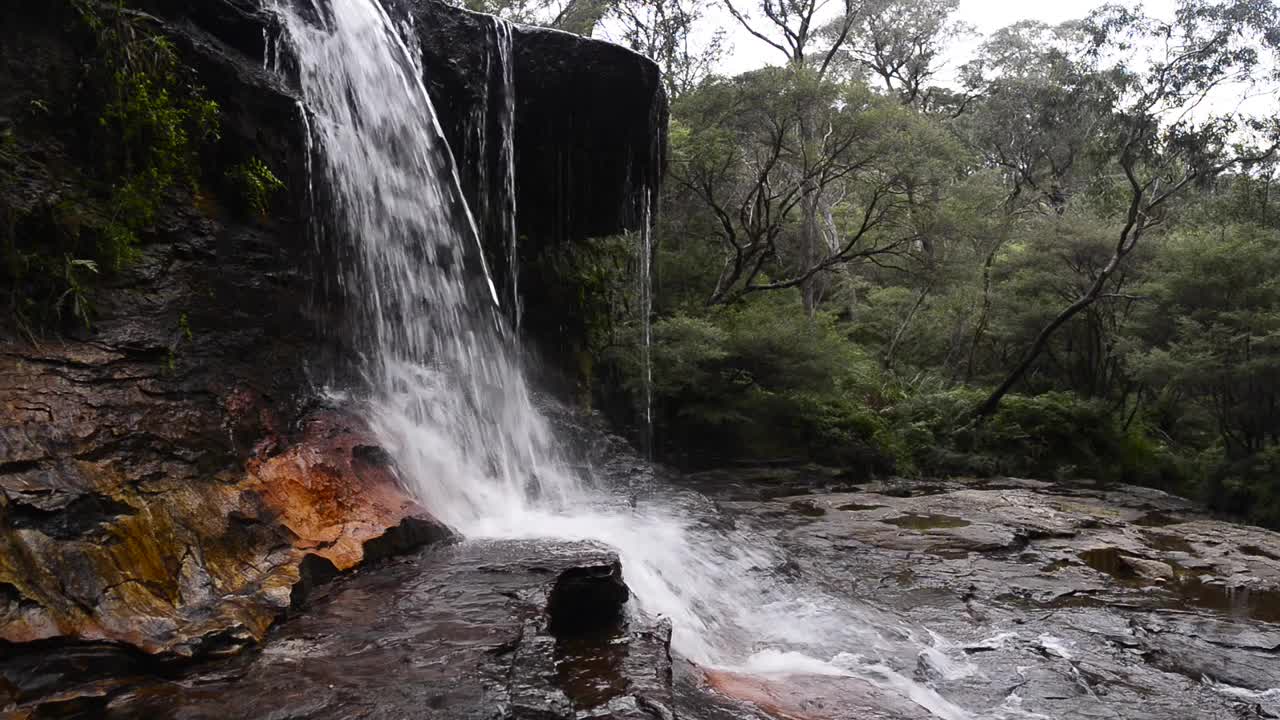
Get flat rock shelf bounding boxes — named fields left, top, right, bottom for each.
left=696, top=472, right=1280, bottom=719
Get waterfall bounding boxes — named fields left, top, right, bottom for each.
left=274, top=2, right=973, bottom=717
left=469, top=16, right=520, bottom=331
left=277, top=0, right=569, bottom=529
left=638, top=189, right=654, bottom=457
left=494, top=18, right=519, bottom=333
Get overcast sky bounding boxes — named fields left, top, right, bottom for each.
left=714, top=0, right=1178, bottom=78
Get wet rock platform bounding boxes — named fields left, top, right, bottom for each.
left=701, top=472, right=1280, bottom=719
left=2, top=540, right=674, bottom=719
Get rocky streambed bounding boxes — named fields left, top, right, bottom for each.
left=29, top=540, right=676, bottom=719
left=9, top=467, right=1280, bottom=720
left=688, top=469, right=1280, bottom=719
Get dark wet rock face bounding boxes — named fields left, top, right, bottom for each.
left=407, top=0, right=667, bottom=387
left=548, top=560, right=630, bottom=635
left=411, top=0, right=666, bottom=247
left=711, top=475, right=1280, bottom=719
left=20, top=541, right=673, bottom=720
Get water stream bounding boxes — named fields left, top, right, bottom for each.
left=638, top=189, right=655, bottom=458
left=276, top=1, right=976, bottom=717
left=467, top=15, right=520, bottom=331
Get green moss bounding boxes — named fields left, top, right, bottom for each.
left=86, top=0, right=221, bottom=248
left=525, top=234, right=634, bottom=406
left=226, top=157, right=285, bottom=219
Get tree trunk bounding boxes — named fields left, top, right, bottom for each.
left=884, top=283, right=930, bottom=372
left=974, top=181, right=1150, bottom=418
left=798, top=145, right=822, bottom=315
left=966, top=245, right=998, bottom=381
left=974, top=266, right=1116, bottom=418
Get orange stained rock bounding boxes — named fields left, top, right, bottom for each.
left=249, top=412, right=431, bottom=571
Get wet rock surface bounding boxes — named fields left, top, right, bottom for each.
left=10, top=450, right=1280, bottom=719
left=6, top=540, right=674, bottom=719
left=411, top=0, right=666, bottom=247
left=699, top=474, right=1280, bottom=719
left=0, top=409, right=452, bottom=710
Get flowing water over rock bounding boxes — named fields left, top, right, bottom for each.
left=33, top=459, right=1280, bottom=719
left=637, top=191, right=654, bottom=458
left=465, top=14, right=520, bottom=331
left=271, top=1, right=976, bottom=715
left=694, top=472, right=1280, bottom=719
left=121, top=2, right=1280, bottom=719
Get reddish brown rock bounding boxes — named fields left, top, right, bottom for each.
left=249, top=410, right=445, bottom=573
left=0, top=381, right=450, bottom=658
left=703, top=669, right=933, bottom=720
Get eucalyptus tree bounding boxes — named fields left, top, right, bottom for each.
left=669, top=69, right=959, bottom=307
left=972, top=0, right=1280, bottom=418
left=949, top=21, right=1119, bottom=382
left=717, top=0, right=973, bottom=311
left=719, top=0, right=865, bottom=310
left=722, top=0, right=858, bottom=74
left=958, top=21, right=1118, bottom=211
left=836, top=0, right=968, bottom=106
left=607, top=0, right=725, bottom=99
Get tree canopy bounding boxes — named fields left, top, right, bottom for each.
left=536, top=0, right=1280, bottom=527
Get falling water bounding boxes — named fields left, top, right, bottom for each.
left=494, top=19, right=519, bottom=332
left=275, top=1, right=976, bottom=717
left=468, top=17, right=520, bottom=330
left=638, top=190, right=654, bottom=457
left=276, top=0, right=568, bottom=529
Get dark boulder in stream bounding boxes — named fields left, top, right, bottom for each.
left=0, top=0, right=665, bottom=690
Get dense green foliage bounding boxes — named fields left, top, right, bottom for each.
left=576, top=0, right=1280, bottom=527
left=632, top=294, right=893, bottom=468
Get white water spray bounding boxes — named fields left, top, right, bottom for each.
left=275, top=2, right=975, bottom=717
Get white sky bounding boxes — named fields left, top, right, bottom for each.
left=591, top=0, right=1274, bottom=117
left=714, top=0, right=1178, bottom=78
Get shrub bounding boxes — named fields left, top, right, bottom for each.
left=891, top=388, right=1154, bottom=482
left=226, top=157, right=285, bottom=219
left=1205, top=448, right=1280, bottom=529
left=634, top=291, right=894, bottom=469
